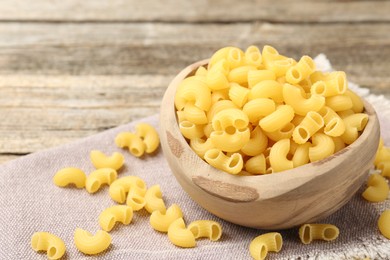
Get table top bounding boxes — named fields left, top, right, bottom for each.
left=0, top=1, right=389, bottom=163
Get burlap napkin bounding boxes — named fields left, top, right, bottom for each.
left=0, top=55, right=389, bottom=260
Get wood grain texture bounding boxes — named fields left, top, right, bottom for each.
left=0, top=0, right=389, bottom=22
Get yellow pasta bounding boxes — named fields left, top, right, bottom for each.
left=341, top=113, right=369, bottom=144
left=74, top=228, right=111, bottom=255
left=109, top=176, right=147, bottom=204
left=228, top=83, right=250, bottom=107
left=241, top=126, right=268, bottom=156
left=135, top=123, right=160, bottom=154
left=187, top=220, right=222, bottom=241
left=292, top=142, right=311, bottom=168
left=183, top=103, right=208, bottom=125
left=377, top=161, right=390, bottom=178
left=344, top=89, right=364, bottom=113
left=190, top=138, right=214, bottom=159
left=333, top=136, right=346, bottom=153
left=212, top=108, right=249, bottom=132
left=247, top=70, right=276, bottom=88
left=175, top=76, right=211, bottom=111
left=243, top=98, right=276, bottom=124
left=269, top=139, right=293, bottom=172
left=179, top=121, right=204, bottom=139
left=206, top=68, right=230, bottom=91
left=210, top=129, right=250, bottom=153
left=374, top=146, right=390, bottom=166
left=362, top=174, right=389, bottom=202
left=126, top=187, right=146, bottom=211
left=53, top=167, right=86, bottom=188
left=207, top=100, right=238, bottom=122
left=286, top=55, right=315, bottom=84
left=292, top=111, right=324, bottom=144
left=318, top=106, right=345, bottom=137
left=283, top=83, right=325, bottom=116
left=259, top=105, right=295, bottom=133
left=299, top=224, right=339, bottom=244
left=226, top=47, right=245, bottom=69
left=150, top=204, right=183, bottom=233
left=325, top=95, right=353, bottom=112
left=249, top=232, right=283, bottom=260
left=265, top=122, right=295, bottom=142
left=195, top=66, right=208, bottom=76
left=245, top=154, right=267, bottom=174
left=85, top=168, right=117, bottom=194
left=248, top=80, right=284, bottom=103
left=262, top=45, right=282, bottom=67
left=378, top=210, right=390, bottom=239
left=167, top=218, right=196, bottom=248
left=90, top=150, right=124, bottom=171
left=211, top=88, right=230, bottom=103
left=204, top=148, right=243, bottom=174
left=99, top=205, right=133, bottom=232
left=144, top=184, right=166, bottom=214
left=245, top=45, right=263, bottom=67
left=228, top=65, right=256, bottom=85
left=268, top=57, right=296, bottom=77
left=115, top=132, right=145, bottom=157
left=31, top=232, right=66, bottom=260
left=208, top=46, right=235, bottom=68
left=309, top=133, right=335, bottom=162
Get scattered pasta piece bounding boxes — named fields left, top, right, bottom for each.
left=150, top=204, right=183, bottom=232
left=167, top=218, right=196, bottom=248
left=109, top=176, right=147, bottom=204
left=187, top=220, right=222, bottom=241
left=99, top=205, right=133, bottom=232
left=90, top=150, right=124, bottom=171
left=135, top=123, right=160, bottom=153
left=144, top=185, right=166, bottom=214
left=31, top=232, right=66, bottom=260
left=53, top=167, right=86, bottom=188
left=378, top=210, right=390, bottom=239
left=362, top=174, right=389, bottom=202
left=299, top=223, right=339, bottom=244
left=249, top=232, right=283, bottom=260
left=85, top=168, right=117, bottom=194
left=74, top=228, right=111, bottom=255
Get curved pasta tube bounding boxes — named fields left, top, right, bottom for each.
left=115, top=132, right=145, bottom=157
left=262, top=45, right=282, bottom=66
left=208, top=46, right=242, bottom=69
left=228, top=65, right=256, bottom=85
left=135, top=123, right=160, bottom=153
left=211, top=88, right=230, bottom=103
left=332, top=137, right=346, bottom=153
left=299, top=224, right=339, bottom=244
left=210, top=128, right=250, bottom=152
left=309, top=133, right=335, bottom=162
left=183, top=103, right=208, bottom=125
left=374, top=146, right=390, bottom=166
left=249, top=232, right=283, bottom=260
left=90, top=150, right=124, bottom=171
left=145, top=185, right=166, bottom=214
left=283, top=83, right=325, bottom=116
left=269, top=139, right=293, bottom=172
left=179, top=121, right=204, bottom=139
left=377, top=161, right=390, bottom=178
left=188, top=220, right=222, bottom=241
left=74, top=228, right=111, bottom=255
left=362, top=174, right=389, bottom=202
left=150, top=204, right=183, bottom=232
left=245, top=45, right=262, bottom=67
left=99, top=205, right=133, bottom=232
left=212, top=108, right=249, bottom=132
left=167, top=218, right=196, bottom=248
left=126, top=188, right=146, bottom=211
left=292, top=111, right=324, bottom=144
left=195, top=66, right=208, bottom=76
left=378, top=210, right=390, bottom=239
left=265, top=122, right=295, bottom=142
left=206, top=68, right=230, bottom=91
left=259, top=105, right=295, bottom=133
left=245, top=154, right=266, bottom=174
left=268, top=57, right=296, bottom=77
left=85, top=168, right=117, bottom=194
left=337, top=109, right=354, bottom=119
left=292, top=143, right=310, bottom=168
left=204, top=149, right=243, bottom=175
left=190, top=138, right=214, bottom=158
left=286, top=55, right=315, bottom=84
left=31, top=232, right=66, bottom=260
left=325, top=95, right=353, bottom=112
left=207, top=100, right=238, bottom=122
left=228, top=83, right=250, bottom=107
left=248, top=80, right=284, bottom=103
left=53, top=167, right=86, bottom=188
left=341, top=113, right=369, bottom=144
left=344, top=89, right=364, bottom=113
left=243, top=98, right=276, bottom=124
left=204, top=123, right=213, bottom=138
left=109, top=176, right=147, bottom=204
left=174, top=76, right=211, bottom=111
left=318, top=106, right=345, bottom=137
left=241, top=126, right=268, bottom=156
left=247, top=70, right=276, bottom=88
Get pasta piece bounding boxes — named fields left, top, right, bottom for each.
left=309, top=133, right=335, bottom=162
left=210, top=129, right=250, bottom=152
left=90, top=150, right=124, bottom=171
left=31, top=232, right=66, bottom=260
left=53, top=167, right=86, bottom=188
left=332, top=137, right=346, bottom=153
left=259, top=105, right=295, bottom=133
left=292, top=111, right=324, bottom=144
left=247, top=70, right=276, bottom=88
left=207, top=100, right=238, bottom=122
left=204, top=149, right=243, bottom=174
left=115, top=132, right=145, bottom=157
left=362, top=174, right=389, bottom=202
left=150, top=204, right=183, bottom=232
left=226, top=47, right=245, bottom=68
left=228, top=66, right=256, bottom=85
left=85, top=168, right=117, bottom=194
left=283, top=83, right=325, bottom=116
left=245, top=45, right=263, bottom=67
left=241, top=126, right=268, bottom=156
left=135, top=123, right=160, bottom=153
left=203, top=123, right=213, bottom=138
left=269, top=139, right=293, bottom=172
left=318, top=106, right=345, bottom=137
left=245, top=154, right=266, bottom=174
left=243, top=98, right=276, bottom=124
left=99, top=205, right=133, bottom=232
left=212, top=108, right=249, bottom=132
left=378, top=210, right=390, bottom=239
left=183, top=103, right=208, bottom=125
left=176, top=110, right=187, bottom=123
left=341, top=113, right=369, bottom=144
left=208, top=46, right=235, bottom=69
left=195, top=66, right=208, bottom=76
left=248, top=80, right=284, bottom=103
left=174, top=76, right=211, bottom=111
left=249, top=232, right=283, bottom=260
left=337, top=109, right=354, bottom=119
left=286, top=55, right=315, bottom=84
left=188, top=220, right=222, bottom=241
left=74, top=228, right=111, bottom=255
left=190, top=138, right=214, bottom=158
left=262, top=45, right=282, bottom=67
left=377, top=161, right=390, bottom=178
left=265, top=122, right=295, bottom=142
left=211, top=88, right=230, bottom=103
left=292, top=143, right=311, bottom=168
left=344, top=89, right=364, bottom=113
left=126, top=187, right=146, bottom=211
left=144, top=185, right=166, bottom=214
left=167, top=218, right=196, bottom=248
left=299, top=224, right=339, bottom=244
left=374, top=146, right=390, bottom=166
left=325, top=95, right=353, bottom=112
left=268, top=57, right=296, bottom=77
left=228, top=83, right=250, bottom=108
left=179, top=121, right=204, bottom=139
left=109, top=176, right=147, bottom=204
left=206, top=68, right=230, bottom=91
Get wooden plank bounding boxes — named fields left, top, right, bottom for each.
left=0, top=0, right=389, bottom=23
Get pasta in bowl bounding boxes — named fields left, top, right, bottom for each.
left=159, top=47, right=380, bottom=229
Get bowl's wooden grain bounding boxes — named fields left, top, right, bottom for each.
left=160, top=59, right=380, bottom=230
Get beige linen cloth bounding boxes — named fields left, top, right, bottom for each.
left=0, top=55, right=389, bottom=260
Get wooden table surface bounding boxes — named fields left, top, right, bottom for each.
left=0, top=1, right=389, bottom=163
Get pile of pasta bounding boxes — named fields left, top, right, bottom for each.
left=175, top=45, right=369, bottom=175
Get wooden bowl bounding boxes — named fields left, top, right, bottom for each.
left=159, top=59, right=380, bottom=230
